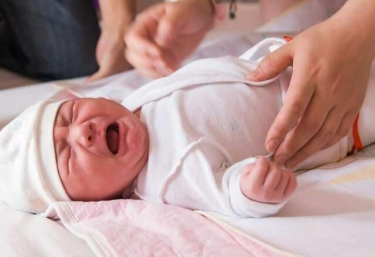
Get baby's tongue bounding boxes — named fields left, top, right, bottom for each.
left=106, top=129, right=119, bottom=154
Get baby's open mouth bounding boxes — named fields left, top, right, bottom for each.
left=106, top=123, right=119, bottom=155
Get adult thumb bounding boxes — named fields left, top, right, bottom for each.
left=247, top=44, right=293, bottom=81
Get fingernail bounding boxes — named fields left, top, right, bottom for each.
left=247, top=69, right=259, bottom=80
left=266, top=139, right=279, bottom=153
left=275, top=155, right=287, bottom=165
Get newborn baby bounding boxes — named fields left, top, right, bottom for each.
left=53, top=98, right=296, bottom=213
left=1, top=38, right=375, bottom=217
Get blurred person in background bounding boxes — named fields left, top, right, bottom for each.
left=0, top=0, right=135, bottom=81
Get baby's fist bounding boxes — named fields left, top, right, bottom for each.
left=240, top=157, right=297, bottom=204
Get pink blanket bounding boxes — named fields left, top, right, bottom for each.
left=47, top=200, right=292, bottom=257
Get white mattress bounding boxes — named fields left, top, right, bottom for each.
left=201, top=144, right=375, bottom=256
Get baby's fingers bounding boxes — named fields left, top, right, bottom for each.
left=245, top=157, right=269, bottom=186
left=283, top=171, right=297, bottom=199
left=263, top=164, right=282, bottom=191
left=240, top=157, right=270, bottom=201
left=261, top=164, right=298, bottom=203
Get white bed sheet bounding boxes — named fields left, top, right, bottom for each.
left=0, top=202, right=93, bottom=257
left=201, top=145, right=375, bottom=257
left=0, top=1, right=359, bottom=256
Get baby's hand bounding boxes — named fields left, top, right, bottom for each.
left=240, top=157, right=297, bottom=204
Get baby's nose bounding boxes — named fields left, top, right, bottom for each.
left=70, top=122, right=94, bottom=147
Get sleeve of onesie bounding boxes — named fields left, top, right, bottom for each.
left=223, top=158, right=287, bottom=218
left=159, top=143, right=288, bottom=219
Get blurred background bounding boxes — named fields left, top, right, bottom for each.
left=0, top=0, right=265, bottom=88
left=0, top=0, right=344, bottom=89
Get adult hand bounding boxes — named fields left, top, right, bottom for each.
left=88, top=0, right=135, bottom=82
left=125, top=0, right=214, bottom=78
left=87, top=30, right=132, bottom=82
left=248, top=1, right=375, bottom=168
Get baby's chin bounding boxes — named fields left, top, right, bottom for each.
left=65, top=183, right=126, bottom=202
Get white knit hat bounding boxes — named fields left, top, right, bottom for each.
left=0, top=100, right=71, bottom=213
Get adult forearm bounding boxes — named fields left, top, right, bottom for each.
left=98, top=0, right=136, bottom=34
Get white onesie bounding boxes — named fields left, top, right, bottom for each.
left=122, top=38, right=357, bottom=218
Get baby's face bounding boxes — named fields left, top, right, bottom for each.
left=53, top=98, right=149, bottom=201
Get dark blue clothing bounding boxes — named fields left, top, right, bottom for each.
left=0, top=0, right=100, bottom=80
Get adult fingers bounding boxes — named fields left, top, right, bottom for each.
left=285, top=107, right=344, bottom=168
left=87, top=70, right=106, bottom=82
left=125, top=40, right=174, bottom=76
left=86, top=62, right=115, bottom=82
left=273, top=88, right=332, bottom=165
left=125, top=28, right=162, bottom=60
left=247, top=43, right=293, bottom=81
left=125, top=8, right=177, bottom=76
left=153, top=5, right=190, bottom=71
left=124, top=5, right=164, bottom=59
left=125, top=48, right=172, bottom=78
left=265, top=61, right=316, bottom=154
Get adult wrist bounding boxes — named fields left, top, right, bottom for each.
left=332, top=0, right=375, bottom=59
left=99, top=0, right=135, bottom=34
left=165, top=0, right=225, bottom=27
left=211, top=0, right=227, bottom=25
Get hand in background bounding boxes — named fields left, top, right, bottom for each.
left=240, top=157, right=297, bottom=204
left=87, top=30, right=133, bottom=82
left=87, top=0, right=135, bottom=82
left=125, top=0, right=214, bottom=78
left=248, top=0, right=375, bottom=168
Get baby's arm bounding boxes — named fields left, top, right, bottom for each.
left=222, top=156, right=297, bottom=218
left=153, top=146, right=297, bottom=218
left=240, top=157, right=297, bottom=204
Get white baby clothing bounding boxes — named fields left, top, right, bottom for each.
left=123, top=38, right=353, bottom=218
